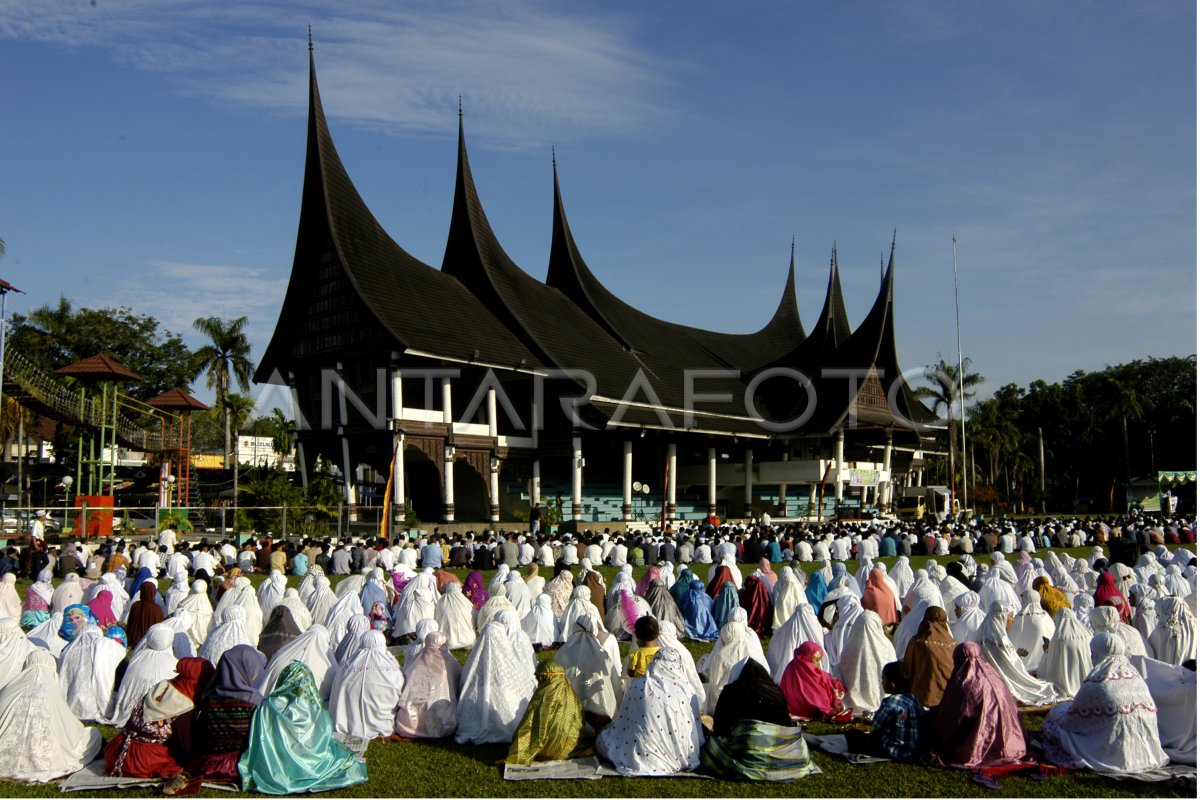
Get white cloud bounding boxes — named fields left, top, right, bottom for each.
left=0, top=0, right=679, bottom=149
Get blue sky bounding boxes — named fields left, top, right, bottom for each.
left=0, top=0, right=1194, bottom=412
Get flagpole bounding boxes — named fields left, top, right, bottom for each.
left=952, top=236, right=968, bottom=515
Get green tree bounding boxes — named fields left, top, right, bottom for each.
left=263, top=408, right=294, bottom=459
left=192, top=315, right=253, bottom=467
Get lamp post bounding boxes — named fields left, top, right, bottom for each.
left=60, top=474, right=73, bottom=534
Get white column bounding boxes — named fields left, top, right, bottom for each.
left=335, top=361, right=357, bottom=519
left=441, top=377, right=453, bottom=425
left=622, top=440, right=633, bottom=520
left=531, top=460, right=541, bottom=506
left=777, top=451, right=789, bottom=516
left=486, top=387, right=497, bottom=438
left=443, top=445, right=456, bottom=522
left=835, top=430, right=845, bottom=502
left=807, top=484, right=818, bottom=521
left=882, top=430, right=894, bottom=509
left=743, top=450, right=753, bottom=518
left=707, top=446, right=718, bottom=516
left=489, top=456, right=500, bottom=523
left=287, top=372, right=308, bottom=487
left=666, top=443, right=677, bottom=520
left=390, top=362, right=405, bottom=512
left=571, top=435, right=583, bottom=521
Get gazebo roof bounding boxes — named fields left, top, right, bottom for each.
left=56, top=353, right=142, bottom=381
left=147, top=388, right=210, bottom=412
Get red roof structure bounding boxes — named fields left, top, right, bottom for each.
left=56, top=353, right=142, bottom=382
left=147, top=388, right=210, bottom=412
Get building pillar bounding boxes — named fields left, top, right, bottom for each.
left=489, top=455, right=500, bottom=523
left=486, top=387, right=497, bottom=438
left=443, top=443, right=456, bottom=522
left=666, top=443, right=677, bottom=520
left=335, top=361, right=357, bottom=520
left=390, top=361, right=406, bottom=525
left=707, top=446, right=718, bottom=517
left=441, top=377, right=453, bottom=425
left=881, top=430, right=894, bottom=509
left=808, top=484, right=818, bottom=521
left=287, top=371, right=308, bottom=488
left=531, top=459, right=541, bottom=507
left=743, top=450, right=753, bottom=518
left=835, top=430, right=845, bottom=503
left=622, top=440, right=634, bottom=520
left=777, top=451, right=789, bottom=516
left=571, top=435, right=583, bottom=522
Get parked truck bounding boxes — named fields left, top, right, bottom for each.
left=895, top=486, right=955, bottom=522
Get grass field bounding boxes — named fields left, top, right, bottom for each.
left=3, top=545, right=1196, bottom=798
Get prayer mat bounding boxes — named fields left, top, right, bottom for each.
left=503, top=756, right=715, bottom=781
left=60, top=759, right=237, bottom=793
left=802, top=733, right=892, bottom=764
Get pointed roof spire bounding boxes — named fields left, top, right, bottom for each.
left=458, top=95, right=463, bottom=119
left=307, top=24, right=313, bottom=53
left=551, top=145, right=557, bottom=169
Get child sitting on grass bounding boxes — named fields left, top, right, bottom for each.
left=845, top=661, right=927, bottom=761
left=626, top=616, right=661, bottom=678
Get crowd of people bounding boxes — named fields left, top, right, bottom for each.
left=0, top=511, right=1195, bottom=794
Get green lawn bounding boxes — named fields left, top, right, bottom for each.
left=3, top=544, right=1195, bottom=797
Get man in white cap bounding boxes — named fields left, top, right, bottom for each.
left=29, top=510, right=47, bottom=545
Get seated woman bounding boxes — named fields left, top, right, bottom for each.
left=1130, top=655, right=1196, bottom=766
left=904, top=606, right=956, bottom=707
left=455, top=619, right=537, bottom=745
left=700, top=660, right=816, bottom=781
left=678, top=580, right=720, bottom=641
left=393, top=631, right=460, bottom=739
left=779, top=641, right=853, bottom=722
left=58, top=623, right=127, bottom=723
left=191, top=645, right=267, bottom=784
left=328, top=629, right=406, bottom=741
left=506, top=661, right=593, bottom=765
left=596, top=647, right=704, bottom=775
left=0, top=650, right=103, bottom=783
left=927, top=642, right=1029, bottom=769
left=125, top=582, right=165, bottom=650
left=1042, top=632, right=1169, bottom=774
left=738, top=575, right=774, bottom=636
left=20, top=568, right=54, bottom=629
left=104, top=657, right=216, bottom=779
left=238, top=661, right=368, bottom=795
left=977, top=602, right=1059, bottom=706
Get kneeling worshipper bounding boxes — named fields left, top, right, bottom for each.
left=176, top=581, right=214, bottom=648
left=238, top=661, right=368, bottom=795
left=125, top=581, right=166, bottom=650
left=767, top=597, right=826, bottom=683
left=700, top=659, right=816, bottom=781
left=977, top=601, right=1059, bottom=706
left=559, top=585, right=602, bottom=636
left=257, top=605, right=302, bottom=661
left=678, top=579, right=720, bottom=641
left=1009, top=589, right=1056, bottom=673
left=198, top=605, right=254, bottom=667
left=104, top=626, right=180, bottom=727
left=950, top=592, right=986, bottom=644
left=1131, top=655, right=1197, bottom=765
left=844, top=661, right=926, bottom=762
left=1039, top=608, right=1093, bottom=699
left=475, top=584, right=516, bottom=633
left=257, top=623, right=336, bottom=701
left=1093, top=572, right=1132, bottom=623
left=505, top=661, right=594, bottom=765
left=927, top=642, right=1030, bottom=770
left=394, top=631, right=460, bottom=739
left=1148, top=596, right=1197, bottom=666
left=904, top=606, right=956, bottom=708
left=1088, top=604, right=1147, bottom=658
left=328, top=629, right=406, bottom=741
left=58, top=622, right=126, bottom=723
left=434, top=581, right=478, bottom=650
left=335, top=615, right=372, bottom=666
left=191, top=646, right=267, bottom=785
left=0, top=650, right=103, bottom=783
left=104, top=657, right=216, bottom=779
left=0, top=618, right=34, bottom=691
left=838, top=609, right=894, bottom=715
left=455, top=618, right=537, bottom=744
left=779, top=641, right=853, bottom=722
left=860, top=567, right=900, bottom=629
left=26, top=611, right=67, bottom=660
left=20, top=567, right=54, bottom=628
left=1042, top=632, right=1170, bottom=774
left=656, top=620, right=707, bottom=709
left=738, top=574, right=774, bottom=636
left=701, top=616, right=769, bottom=716
left=596, top=647, right=704, bottom=776
left=771, top=567, right=805, bottom=630
left=522, top=593, right=561, bottom=649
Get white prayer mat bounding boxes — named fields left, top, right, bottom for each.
left=60, top=759, right=237, bottom=793
left=503, top=756, right=713, bottom=781
left=803, top=733, right=892, bottom=764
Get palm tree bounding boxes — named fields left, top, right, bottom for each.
left=265, top=408, right=294, bottom=460
left=192, top=316, right=253, bottom=467
left=1102, top=376, right=1143, bottom=487
left=223, top=391, right=258, bottom=522
left=915, top=354, right=984, bottom=506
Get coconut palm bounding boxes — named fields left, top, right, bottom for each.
left=192, top=316, right=253, bottom=467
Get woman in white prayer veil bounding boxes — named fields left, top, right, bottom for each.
left=57, top=624, right=125, bottom=723
left=977, top=602, right=1059, bottom=706
left=889, top=556, right=915, bottom=600
left=26, top=612, right=67, bottom=660
left=1130, top=584, right=1158, bottom=648
left=989, top=552, right=1018, bottom=584
left=707, top=553, right=743, bottom=590
left=697, top=608, right=766, bottom=680
left=1044, top=552, right=1081, bottom=599
left=1043, top=632, right=1169, bottom=773
left=435, top=582, right=477, bottom=651
left=0, top=619, right=34, bottom=691
left=1073, top=594, right=1095, bottom=630
left=902, top=569, right=943, bottom=614
left=1088, top=605, right=1147, bottom=659
left=455, top=618, right=536, bottom=744
left=522, top=593, right=560, bottom=648
left=596, top=647, right=704, bottom=776
left=496, top=609, right=538, bottom=674
left=656, top=620, right=706, bottom=709
left=324, top=587, right=364, bottom=650
left=950, top=592, right=986, bottom=643
left=939, top=573, right=971, bottom=623
left=0, top=650, right=103, bottom=783
left=1133, top=552, right=1162, bottom=586
left=328, top=630, right=406, bottom=741
left=198, top=605, right=254, bottom=666
left=277, top=588, right=313, bottom=631
left=1039, top=608, right=1093, bottom=699
left=489, top=564, right=511, bottom=597
left=767, top=597, right=827, bottom=682
left=838, top=609, right=892, bottom=715
left=659, top=562, right=676, bottom=592
left=700, top=618, right=766, bottom=716
left=103, top=626, right=178, bottom=727
left=335, top=615, right=372, bottom=666
left=164, top=569, right=190, bottom=616
left=256, top=570, right=287, bottom=617
left=607, top=566, right=636, bottom=607
left=977, top=566, right=1021, bottom=615
left=298, top=564, right=323, bottom=607
left=1009, top=589, right=1056, bottom=673
left=336, top=567, right=370, bottom=599
left=258, top=623, right=336, bottom=700
left=176, top=580, right=213, bottom=647
left=504, top=571, right=533, bottom=619
left=391, top=570, right=438, bottom=639
left=134, top=612, right=196, bottom=659
left=306, top=575, right=338, bottom=627
left=81, top=573, right=130, bottom=623
left=559, top=584, right=602, bottom=637
left=555, top=615, right=624, bottom=721
left=403, top=618, right=441, bottom=667
left=50, top=573, right=84, bottom=614
left=892, top=598, right=932, bottom=660
left=824, top=595, right=864, bottom=682
left=1015, top=558, right=1050, bottom=597
left=212, top=576, right=263, bottom=642
left=1148, top=596, right=1197, bottom=666
left=394, top=631, right=460, bottom=739
left=771, top=566, right=804, bottom=630
left=474, top=583, right=515, bottom=633
left=1163, top=564, right=1192, bottom=598
left=1130, top=655, right=1197, bottom=766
